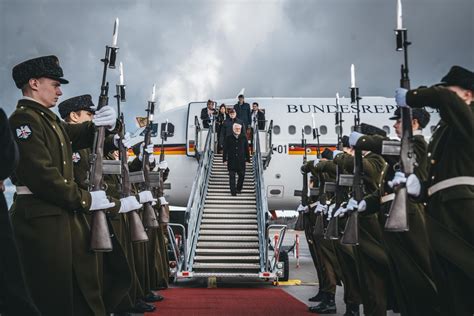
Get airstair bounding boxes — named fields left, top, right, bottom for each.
left=173, top=119, right=287, bottom=281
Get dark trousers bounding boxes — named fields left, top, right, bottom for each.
left=228, top=169, right=245, bottom=194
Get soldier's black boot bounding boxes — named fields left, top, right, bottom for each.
left=344, top=303, right=360, bottom=316
left=308, top=293, right=336, bottom=314
left=308, top=290, right=326, bottom=302
left=144, top=291, right=164, bottom=302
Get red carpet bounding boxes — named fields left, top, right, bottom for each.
left=145, top=288, right=311, bottom=315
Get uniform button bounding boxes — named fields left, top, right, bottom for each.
left=431, top=159, right=435, bottom=164
left=61, top=143, right=64, bottom=146
left=53, top=125, right=56, bottom=129
left=413, top=91, right=418, bottom=95
left=431, top=176, right=435, bottom=180
left=82, top=201, right=86, bottom=205
left=41, top=112, right=44, bottom=116
left=20, top=106, right=24, bottom=109
left=64, top=179, right=68, bottom=183
left=63, top=161, right=66, bottom=165
left=427, top=152, right=431, bottom=157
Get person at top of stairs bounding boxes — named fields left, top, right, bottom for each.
left=223, top=123, right=250, bottom=196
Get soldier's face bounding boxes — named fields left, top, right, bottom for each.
left=393, top=119, right=402, bottom=138
left=35, top=78, right=62, bottom=107
left=446, top=86, right=473, bottom=105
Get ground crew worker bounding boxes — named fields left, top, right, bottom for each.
left=8, top=55, right=117, bottom=315
left=392, top=65, right=474, bottom=316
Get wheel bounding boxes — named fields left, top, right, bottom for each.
left=278, top=251, right=289, bottom=281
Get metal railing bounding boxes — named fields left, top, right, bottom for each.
left=266, top=224, right=287, bottom=272
left=167, top=223, right=186, bottom=281
left=184, top=121, right=215, bottom=270
left=252, top=121, right=271, bottom=272
left=264, top=120, right=273, bottom=169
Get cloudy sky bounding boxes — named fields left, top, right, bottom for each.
left=1, top=0, right=472, bottom=128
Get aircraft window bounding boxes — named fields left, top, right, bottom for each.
left=430, top=125, right=436, bottom=133
left=382, top=126, right=390, bottom=135
left=320, top=125, right=327, bottom=135
left=335, top=125, right=343, bottom=135
left=273, top=125, right=281, bottom=135
left=304, top=125, right=312, bottom=135
left=288, top=125, right=296, bottom=135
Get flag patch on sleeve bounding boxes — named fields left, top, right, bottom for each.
left=16, top=125, right=32, bottom=140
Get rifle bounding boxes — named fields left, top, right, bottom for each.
left=385, top=26, right=414, bottom=231
left=141, top=90, right=159, bottom=229
left=88, top=19, right=119, bottom=252
left=310, top=116, right=325, bottom=238
left=157, top=120, right=174, bottom=226
left=301, top=129, right=309, bottom=207
left=115, top=65, right=148, bottom=242
left=341, top=85, right=362, bottom=245
left=325, top=94, right=344, bottom=239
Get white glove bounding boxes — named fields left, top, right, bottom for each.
left=332, top=150, right=343, bottom=159
left=312, top=158, right=320, bottom=167
left=406, top=174, right=421, bottom=197
left=138, top=190, right=157, bottom=204
left=357, top=200, right=367, bottom=212
left=92, top=105, right=117, bottom=130
left=395, top=88, right=408, bottom=107
left=159, top=196, right=169, bottom=205
left=388, top=171, right=407, bottom=188
left=119, top=196, right=142, bottom=213
left=158, top=160, right=168, bottom=170
left=90, top=190, right=115, bottom=211
left=121, top=132, right=134, bottom=148
left=296, top=204, right=308, bottom=213
left=327, top=204, right=336, bottom=221
left=139, top=144, right=156, bottom=163
left=346, top=198, right=359, bottom=211
left=334, top=205, right=348, bottom=218
left=314, top=202, right=326, bottom=214
left=349, top=131, right=363, bottom=147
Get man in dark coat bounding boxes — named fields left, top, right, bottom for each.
left=200, top=99, right=217, bottom=128
left=220, top=109, right=244, bottom=146
left=393, top=65, right=474, bottom=315
left=223, top=123, right=250, bottom=196
left=251, top=102, right=266, bottom=130
left=0, top=108, right=41, bottom=316
left=233, top=94, right=251, bottom=128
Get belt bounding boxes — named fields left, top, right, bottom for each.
left=428, top=176, right=474, bottom=197
left=380, top=193, right=395, bottom=204
left=16, top=186, right=33, bottom=195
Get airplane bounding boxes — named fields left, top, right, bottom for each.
left=129, top=96, right=440, bottom=210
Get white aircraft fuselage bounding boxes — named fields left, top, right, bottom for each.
left=137, top=97, right=439, bottom=210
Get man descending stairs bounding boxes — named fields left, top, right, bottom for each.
left=191, top=153, right=261, bottom=277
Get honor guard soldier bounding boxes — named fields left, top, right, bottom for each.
left=392, top=65, right=474, bottom=316
left=8, top=55, right=119, bottom=316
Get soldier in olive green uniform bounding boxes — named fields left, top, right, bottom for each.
left=393, top=66, right=474, bottom=315
left=333, top=148, right=395, bottom=316
left=58, top=96, right=137, bottom=314
left=351, top=116, right=439, bottom=316
left=8, top=55, right=118, bottom=316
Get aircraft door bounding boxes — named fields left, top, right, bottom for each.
left=186, top=102, right=208, bottom=157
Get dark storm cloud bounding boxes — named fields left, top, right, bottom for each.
left=1, top=0, right=472, bottom=128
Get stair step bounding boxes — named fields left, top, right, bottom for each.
left=207, top=189, right=254, bottom=193
left=200, top=224, right=258, bottom=230
left=203, top=208, right=257, bottom=213
left=198, top=235, right=259, bottom=241
left=201, top=219, right=257, bottom=224
left=190, top=272, right=260, bottom=278
left=207, top=193, right=256, bottom=197
left=202, top=213, right=257, bottom=219
left=197, top=242, right=259, bottom=248
left=194, top=255, right=260, bottom=261
left=199, top=230, right=258, bottom=236
left=193, top=263, right=260, bottom=269
left=206, top=195, right=256, bottom=200
left=195, top=248, right=260, bottom=254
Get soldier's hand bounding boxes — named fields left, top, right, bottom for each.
left=314, top=202, right=326, bottom=214
left=357, top=200, right=367, bottom=212
left=327, top=204, right=336, bottom=221
left=138, top=190, right=157, bottom=204
left=121, top=132, right=134, bottom=148
left=159, top=196, right=169, bottom=205
left=89, top=190, right=115, bottom=211
left=93, top=105, right=117, bottom=130
left=296, top=204, right=308, bottom=213
left=158, top=160, right=168, bottom=170
left=406, top=174, right=421, bottom=197
left=388, top=171, right=406, bottom=188
left=349, top=131, right=363, bottom=147
left=119, top=196, right=142, bottom=213
left=395, top=88, right=408, bottom=107
left=333, top=205, right=348, bottom=218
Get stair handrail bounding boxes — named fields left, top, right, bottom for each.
left=266, top=224, right=287, bottom=272
left=184, top=120, right=215, bottom=270
left=264, top=120, right=273, bottom=169
left=194, top=115, right=202, bottom=161
left=252, top=121, right=270, bottom=272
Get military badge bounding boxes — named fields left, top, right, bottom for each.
left=72, top=152, right=81, bottom=163
left=16, top=125, right=32, bottom=139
